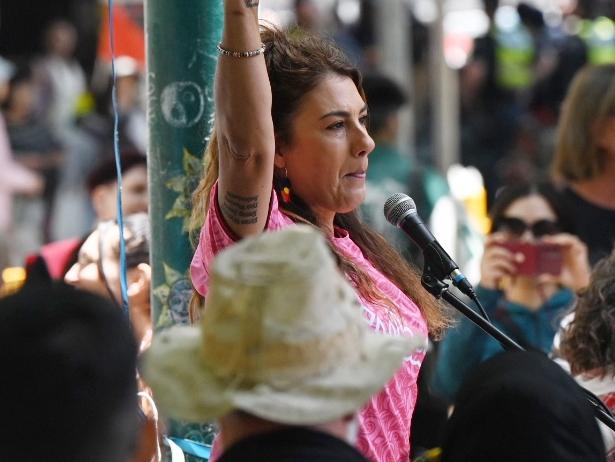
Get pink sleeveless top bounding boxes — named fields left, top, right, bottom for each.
left=191, top=183, right=428, bottom=462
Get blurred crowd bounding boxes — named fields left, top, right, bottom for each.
left=0, top=18, right=147, bottom=274
left=0, top=0, right=615, bottom=461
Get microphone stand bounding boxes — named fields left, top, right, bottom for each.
left=421, top=264, right=615, bottom=432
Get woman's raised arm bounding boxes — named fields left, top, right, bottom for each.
left=215, top=0, right=275, bottom=237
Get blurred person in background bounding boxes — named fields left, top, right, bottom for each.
left=0, top=283, right=143, bottom=462
left=81, top=57, right=148, bottom=156
left=359, top=74, right=449, bottom=264
left=64, top=212, right=152, bottom=350
left=460, top=0, right=535, bottom=206
left=432, top=182, right=590, bottom=402
left=63, top=213, right=158, bottom=462
left=4, top=64, right=63, bottom=248
left=24, top=151, right=147, bottom=283
left=34, top=19, right=87, bottom=138
left=0, top=56, right=43, bottom=269
left=294, top=0, right=322, bottom=33
left=87, top=151, right=148, bottom=223
left=34, top=19, right=101, bottom=241
left=552, top=64, right=615, bottom=265
left=114, top=56, right=148, bottom=154
left=559, top=250, right=615, bottom=460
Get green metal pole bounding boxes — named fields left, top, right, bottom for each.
left=145, top=0, right=222, bottom=453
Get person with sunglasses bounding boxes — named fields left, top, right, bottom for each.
left=431, top=182, right=591, bottom=403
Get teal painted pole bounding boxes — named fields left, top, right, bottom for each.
left=145, top=1, right=222, bottom=327
left=145, top=0, right=222, bottom=453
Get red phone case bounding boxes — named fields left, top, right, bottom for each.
left=495, top=241, right=563, bottom=276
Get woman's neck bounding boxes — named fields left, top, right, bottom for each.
left=503, top=277, right=559, bottom=311
left=312, top=207, right=336, bottom=236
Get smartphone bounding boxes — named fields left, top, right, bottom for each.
left=495, top=241, right=563, bottom=276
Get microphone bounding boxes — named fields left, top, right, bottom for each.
left=384, top=193, right=475, bottom=299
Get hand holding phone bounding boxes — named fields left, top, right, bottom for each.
left=480, top=234, right=522, bottom=289
left=493, top=241, right=563, bottom=277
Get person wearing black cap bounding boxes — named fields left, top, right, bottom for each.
left=360, top=73, right=450, bottom=264
left=440, top=351, right=606, bottom=462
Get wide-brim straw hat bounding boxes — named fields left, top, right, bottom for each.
left=144, top=226, right=426, bottom=425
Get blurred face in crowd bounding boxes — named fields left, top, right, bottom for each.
left=64, top=221, right=152, bottom=345
left=497, top=194, right=559, bottom=244
left=64, top=223, right=149, bottom=305
left=46, top=21, right=77, bottom=58
left=91, top=165, right=148, bottom=222
left=64, top=227, right=122, bottom=303
left=274, top=74, right=374, bottom=220
left=117, top=74, right=141, bottom=112
left=295, top=0, right=321, bottom=30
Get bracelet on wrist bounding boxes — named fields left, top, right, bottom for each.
left=217, top=42, right=266, bottom=58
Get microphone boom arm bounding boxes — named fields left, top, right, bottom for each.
left=421, top=264, right=615, bottom=432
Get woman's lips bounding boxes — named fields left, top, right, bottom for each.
left=345, top=171, right=366, bottom=179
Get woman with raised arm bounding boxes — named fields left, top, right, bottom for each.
left=189, top=1, right=448, bottom=461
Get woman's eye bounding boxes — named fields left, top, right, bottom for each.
left=327, top=121, right=345, bottom=130
left=359, top=115, right=369, bottom=127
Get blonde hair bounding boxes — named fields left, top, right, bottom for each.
left=552, top=64, right=615, bottom=182
left=189, top=26, right=450, bottom=337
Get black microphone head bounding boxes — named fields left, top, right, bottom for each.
left=384, top=193, right=417, bottom=227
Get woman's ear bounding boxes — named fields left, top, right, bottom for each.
left=274, top=151, right=285, bottom=170
left=274, top=136, right=288, bottom=170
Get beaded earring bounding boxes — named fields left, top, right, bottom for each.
left=281, top=168, right=292, bottom=204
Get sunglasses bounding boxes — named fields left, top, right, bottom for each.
left=493, top=217, right=561, bottom=238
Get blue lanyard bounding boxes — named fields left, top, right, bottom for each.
left=168, top=437, right=212, bottom=460
left=107, top=0, right=129, bottom=316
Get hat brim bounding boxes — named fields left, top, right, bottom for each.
left=143, top=325, right=426, bottom=425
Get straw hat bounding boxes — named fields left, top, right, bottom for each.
left=144, top=226, right=425, bottom=425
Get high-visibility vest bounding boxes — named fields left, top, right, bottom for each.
left=494, top=25, right=535, bottom=90
left=580, top=16, right=615, bottom=65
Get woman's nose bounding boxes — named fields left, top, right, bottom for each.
left=520, top=229, right=535, bottom=242
left=354, top=126, right=375, bottom=158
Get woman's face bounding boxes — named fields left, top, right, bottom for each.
left=275, top=74, right=375, bottom=217
left=498, top=194, right=559, bottom=243
left=64, top=227, right=122, bottom=303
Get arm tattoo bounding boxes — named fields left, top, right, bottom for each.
left=222, top=191, right=259, bottom=225
left=244, top=0, right=259, bottom=7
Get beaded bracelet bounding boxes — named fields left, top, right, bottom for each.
left=217, top=42, right=266, bottom=58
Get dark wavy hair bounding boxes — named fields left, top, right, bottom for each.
left=560, top=251, right=615, bottom=377
left=190, top=25, right=448, bottom=336
left=488, top=181, right=574, bottom=234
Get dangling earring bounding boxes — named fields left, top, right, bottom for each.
left=281, top=168, right=292, bottom=204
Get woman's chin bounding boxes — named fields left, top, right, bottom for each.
left=336, top=192, right=365, bottom=214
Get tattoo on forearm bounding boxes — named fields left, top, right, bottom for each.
left=222, top=192, right=258, bottom=225
left=244, top=0, right=259, bottom=8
